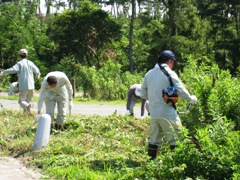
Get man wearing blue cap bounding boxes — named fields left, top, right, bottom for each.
left=140, top=50, right=197, bottom=160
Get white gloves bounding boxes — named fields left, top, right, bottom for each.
left=35, top=114, right=41, bottom=122
left=36, top=73, right=40, bottom=79
left=0, top=72, right=4, bottom=76
left=190, top=95, right=197, bottom=104
left=125, top=110, right=130, bottom=116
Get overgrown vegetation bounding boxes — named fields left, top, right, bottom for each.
left=0, top=108, right=239, bottom=179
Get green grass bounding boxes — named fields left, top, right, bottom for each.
left=0, top=109, right=150, bottom=179
left=0, top=109, right=239, bottom=179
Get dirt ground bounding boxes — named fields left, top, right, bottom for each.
left=0, top=93, right=145, bottom=179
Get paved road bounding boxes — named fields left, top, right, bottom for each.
left=0, top=99, right=143, bottom=119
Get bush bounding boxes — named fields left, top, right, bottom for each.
left=180, top=55, right=240, bottom=130
left=137, top=117, right=240, bottom=179
left=75, top=60, right=143, bottom=100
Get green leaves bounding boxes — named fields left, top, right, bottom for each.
left=47, top=3, right=121, bottom=68
left=75, top=60, right=143, bottom=100
left=179, top=55, right=240, bottom=131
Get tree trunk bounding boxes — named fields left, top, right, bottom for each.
left=129, top=0, right=135, bottom=74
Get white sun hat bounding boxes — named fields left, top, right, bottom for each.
left=19, top=49, right=28, bottom=56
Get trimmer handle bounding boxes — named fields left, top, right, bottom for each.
left=186, top=103, right=192, bottom=111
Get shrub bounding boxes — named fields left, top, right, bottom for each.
left=180, top=55, right=240, bottom=130
left=75, top=60, right=143, bottom=100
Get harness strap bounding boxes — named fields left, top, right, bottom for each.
left=158, top=64, right=177, bottom=110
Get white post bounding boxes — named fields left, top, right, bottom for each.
left=32, top=114, right=51, bottom=151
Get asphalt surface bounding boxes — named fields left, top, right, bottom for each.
left=0, top=94, right=144, bottom=180
left=0, top=90, right=143, bottom=118
left=0, top=99, right=142, bottom=118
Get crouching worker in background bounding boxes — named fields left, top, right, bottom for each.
left=8, top=82, right=19, bottom=96
left=37, top=71, right=73, bottom=131
left=125, top=84, right=149, bottom=119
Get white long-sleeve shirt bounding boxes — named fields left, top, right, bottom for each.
left=3, top=58, right=40, bottom=92
left=140, top=63, right=192, bottom=120
left=37, top=71, right=73, bottom=112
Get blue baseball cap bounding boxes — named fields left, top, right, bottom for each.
left=159, top=50, right=176, bottom=61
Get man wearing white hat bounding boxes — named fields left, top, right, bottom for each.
left=0, top=49, right=40, bottom=113
left=125, top=84, right=149, bottom=118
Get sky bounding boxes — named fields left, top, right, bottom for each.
left=39, top=0, right=111, bottom=15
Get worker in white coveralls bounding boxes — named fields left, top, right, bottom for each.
left=140, top=50, right=197, bottom=160
left=125, top=84, right=150, bottom=119
left=0, top=49, right=40, bottom=113
left=8, top=82, right=19, bottom=96
left=37, top=71, right=73, bottom=131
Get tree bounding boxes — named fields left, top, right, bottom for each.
left=142, top=0, right=208, bottom=71
left=0, top=1, right=39, bottom=67
left=196, top=0, right=240, bottom=75
left=128, top=0, right=135, bottom=73
left=47, top=1, right=121, bottom=69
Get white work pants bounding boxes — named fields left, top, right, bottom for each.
left=149, top=117, right=182, bottom=146
left=45, top=95, right=67, bottom=125
left=18, top=90, right=34, bottom=111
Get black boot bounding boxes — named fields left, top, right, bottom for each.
left=50, top=124, right=54, bottom=135
left=55, top=124, right=64, bottom=131
left=148, top=144, right=158, bottom=160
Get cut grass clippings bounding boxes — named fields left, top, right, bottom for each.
left=1, top=109, right=239, bottom=179
left=0, top=109, right=151, bottom=179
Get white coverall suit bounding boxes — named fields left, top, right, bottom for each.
left=141, top=63, right=194, bottom=147
left=37, top=71, right=73, bottom=125
left=8, top=82, right=19, bottom=96
left=2, top=58, right=40, bottom=111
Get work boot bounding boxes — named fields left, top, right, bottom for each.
left=24, top=105, right=31, bottom=114
left=55, top=124, right=64, bottom=131
left=148, top=144, right=158, bottom=160
left=50, top=124, right=54, bottom=135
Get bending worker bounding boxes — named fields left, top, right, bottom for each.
left=125, top=84, right=149, bottom=118
left=140, top=50, right=197, bottom=160
left=37, top=71, right=73, bottom=131
left=8, top=82, right=19, bottom=96
left=0, top=49, right=40, bottom=113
